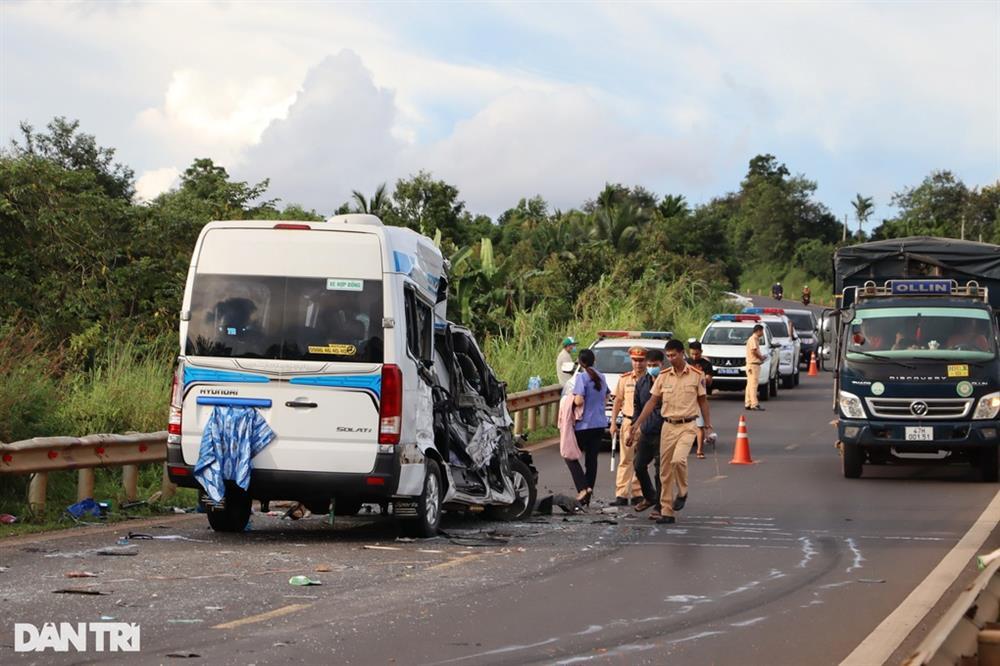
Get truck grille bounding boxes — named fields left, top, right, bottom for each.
left=864, top=397, right=973, bottom=420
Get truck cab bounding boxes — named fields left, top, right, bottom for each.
left=831, top=237, right=1000, bottom=481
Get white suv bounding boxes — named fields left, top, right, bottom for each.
left=744, top=308, right=801, bottom=389
left=699, top=315, right=780, bottom=402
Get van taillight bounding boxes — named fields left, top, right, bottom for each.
left=378, top=364, right=403, bottom=445
left=168, top=370, right=183, bottom=444
left=273, top=223, right=311, bottom=230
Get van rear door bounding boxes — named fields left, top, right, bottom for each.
left=179, top=226, right=384, bottom=475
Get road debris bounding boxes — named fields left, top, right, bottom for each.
left=168, top=619, right=204, bottom=624
left=363, top=545, right=402, bottom=551
left=0, top=513, right=17, bottom=524
left=288, top=575, right=322, bottom=586
left=314, top=563, right=333, bottom=572
left=536, top=494, right=586, bottom=515
left=54, top=588, right=107, bottom=595
left=97, top=545, right=139, bottom=556
left=65, top=571, right=100, bottom=578
left=857, top=578, right=886, bottom=584
left=127, top=532, right=209, bottom=542
left=204, top=606, right=224, bottom=611
left=99, top=615, right=116, bottom=621
left=67, top=498, right=104, bottom=519
left=166, top=652, right=201, bottom=658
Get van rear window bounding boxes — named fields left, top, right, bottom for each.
left=186, top=274, right=383, bottom=362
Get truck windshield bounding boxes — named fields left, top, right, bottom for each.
left=703, top=326, right=754, bottom=345
left=185, top=274, right=384, bottom=363
left=847, top=307, right=995, bottom=361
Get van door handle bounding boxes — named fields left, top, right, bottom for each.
left=285, top=401, right=318, bottom=408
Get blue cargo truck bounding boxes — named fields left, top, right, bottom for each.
left=827, top=237, right=1000, bottom=480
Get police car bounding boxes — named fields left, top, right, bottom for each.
left=742, top=307, right=801, bottom=389
left=584, top=330, right=673, bottom=426
left=698, top=314, right=780, bottom=401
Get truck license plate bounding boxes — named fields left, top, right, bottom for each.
left=905, top=427, right=933, bottom=441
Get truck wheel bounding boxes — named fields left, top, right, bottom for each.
left=485, top=458, right=537, bottom=521
left=205, top=484, right=252, bottom=533
left=401, top=459, right=443, bottom=538
left=842, top=442, right=863, bottom=479
left=979, top=447, right=999, bottom=483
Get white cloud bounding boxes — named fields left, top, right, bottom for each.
left=135, top=167, right=180, bottom=202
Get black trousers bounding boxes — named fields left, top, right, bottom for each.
left=566, top=428, right=603, bottom=492
left=634, top=429, right=662, bottom=503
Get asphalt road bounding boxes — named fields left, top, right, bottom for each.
left=3, top=297, right=999, bottom=665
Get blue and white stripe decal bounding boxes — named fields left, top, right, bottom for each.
left=289, top=374, right=381, bottom=398
left=393, top=250, right=441, bottom=298
left=184, top=367, right=270, bottom=387
left=196, top=397, right=273, bottom=408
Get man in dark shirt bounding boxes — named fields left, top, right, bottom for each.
left=631, top=348, right=665, bottom=519
left=688, top=341, right=715, bottom=458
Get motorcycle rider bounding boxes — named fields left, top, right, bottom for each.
left=771, top=281, right=783, bottom=300
left=802, top=285, right=811, bottom=305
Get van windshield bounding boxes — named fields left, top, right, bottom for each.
left=186, top=274, right=383, bottom=363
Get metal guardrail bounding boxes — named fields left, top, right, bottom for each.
left=0, top=385, right=564, bottom=511
left=903, top=557, right=1000, bottom=665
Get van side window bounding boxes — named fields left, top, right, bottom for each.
left=404, top=287, right=433, bottom=362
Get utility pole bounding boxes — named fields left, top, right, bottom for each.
left=961, top=214, right=966, bottom=240
left=843, top=213, right=848, bottom=242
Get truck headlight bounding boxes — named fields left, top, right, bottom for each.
left=839, top=391, right=865, bottom=419
left=973, top=392, right=1000, bottom=420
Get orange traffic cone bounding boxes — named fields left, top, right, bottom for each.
left=730, top=415, right=755, bottom=465
left=808, top=351, right=819, bottom=377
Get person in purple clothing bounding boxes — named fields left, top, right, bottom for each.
left=567, top=347, right=609, bottom=506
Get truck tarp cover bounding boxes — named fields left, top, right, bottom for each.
left=835, top=236, right=1000, bottom=297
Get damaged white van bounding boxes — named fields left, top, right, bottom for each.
left=166, top=215, right=537, bottom=536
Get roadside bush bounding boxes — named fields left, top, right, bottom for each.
left=0, top=320, right=66, bottom=443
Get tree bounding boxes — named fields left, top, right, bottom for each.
left=7, top=117, right=135, bottom=201
left=851, top=194, right=874, bottom=238
left=350, top=183, right=390, bottom=216
left=873, top=171, right=968, bottom=239
left=590, top=201, right=649, bottom=251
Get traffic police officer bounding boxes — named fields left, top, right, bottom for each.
left=609, top=346, right=645, bottom=505
left=631, top=339, right=713, bottom=524
left=745, top=323, right=766, bottom=411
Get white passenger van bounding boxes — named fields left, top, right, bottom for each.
left=166, top=215, right=536, bottom=536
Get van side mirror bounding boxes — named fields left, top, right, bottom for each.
left=561, top=361, right=576, bottom=374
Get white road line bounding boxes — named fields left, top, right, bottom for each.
left=841, top=488, right=1000, bottom=666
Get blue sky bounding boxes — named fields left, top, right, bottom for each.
left=2, top=1, right=997, bottom=229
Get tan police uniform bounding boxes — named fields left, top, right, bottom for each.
left=650, top=363, right=706, bottom=517
left=612, top=370, right=643, bottom=499
left=745, top=332, right=762, bottom=409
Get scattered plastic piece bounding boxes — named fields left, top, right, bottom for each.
left=127, top=532, right=209, bottom=542
left=167, top=619, right=204, bottom=624
left=166, top=652, right=201, bottom=658
left=67, top=498, right=103, bottom=519
left=362, top=545, right=402, bottom=551
left=100, top=615, right=116, bottom=621
left=97, top=545, right=139, bottom=556
left=314, top=564, right=333, bottom=572
left=0, top=513, right=17, bottom=524
left=65, top=571, right=99, bottom=578
left=116, top=537, right=130, bottom=546
left=288, top=575, right=322, bottom=586
left=396, top=537, right=416, bottom=543
left=857, top=578, right=886, bottom=584
left=204, top=606, right=224, bottom=611
left=54, top=588, right=107, bottom=595
left=0, top=566, right=9, bottom=572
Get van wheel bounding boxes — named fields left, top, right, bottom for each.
left=401, top=459, right=443, bottom=538
left=782, top=374, right=794, bottom=390
left=978, top=447, right=999, bottom=483
left=770, top=375, right=779, bottom=397
left=758, top=382, right=769, bottom=402
left=485, top=458, right=537, bottom=521
left=205, top=484, right=252, bottom=533
left=793, top=370, right=800, bottom=386
left=843, top=442, right=863, bottom=479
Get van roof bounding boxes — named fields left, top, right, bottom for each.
left=199, top=216, right=444, bottom=304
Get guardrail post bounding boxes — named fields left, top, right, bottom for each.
left=122, top=464, right=139, bottom=502
left=538, top=405, right=548, bottom=429
left=513, top=410, right=523, bottom=436
left=78, top=468, right=95, bottom=501
left=527, top=406, right=537, bottom=432
left=548, top=403, right=558, bottom=429
left=160, top=465, right=176, bottom=500
left=28, top=472, right=47, bottom=512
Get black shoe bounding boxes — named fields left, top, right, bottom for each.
left=656, top=516, right=676, bottom=524
left=630, top=497, right=644, bottom=506
left=611, top=497, right=628, bottom=507
left=673, top=495, right=687, bottom=511
left=751, top=406, right=766, bottom=411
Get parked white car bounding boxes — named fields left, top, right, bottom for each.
left=699, top=314, right=780, bottom=402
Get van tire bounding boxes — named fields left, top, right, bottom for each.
left=401, top=459, right=443, bottom=538
left=782, top=373, right=794, bottom=390
left=205, top=484, right=252, bottom=533
left=843, top=442, right=863, bottom=479
left=485, top=458, right=537, bottom=521
left=793, top=370, right=800, bottom=386
left=770, top=375, right=779, bottom=397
